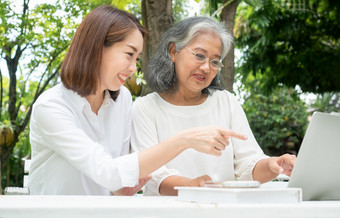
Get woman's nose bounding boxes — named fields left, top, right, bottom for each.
left=199, top=59, right=211, bottom=73
left=128, top=62, right=137, bottom=74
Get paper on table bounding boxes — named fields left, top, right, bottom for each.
left=205, top=181, right=261, bottom=188
left=175, top=186, right=302, bottom=203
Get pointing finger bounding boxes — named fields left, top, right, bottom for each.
left=218, top=129, right=248, bottom=140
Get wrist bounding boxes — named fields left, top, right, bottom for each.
left=159, top=176, right=181, bottom=196
left=169, top=131, right=191, bottom=152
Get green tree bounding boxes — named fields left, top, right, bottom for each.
left=235, top=0, right=340, bottom=93
left=240, top=74, right=309, bottom=156
left=0, top=0, right=109, bottom=192
left=200, top=0, right=260, bottom=92
left=199, top=0, right=239, bottom=92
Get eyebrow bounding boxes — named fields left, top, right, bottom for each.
left=127, top=45, right=137, bottom=52
left=193, top=47, right=222, bottom=59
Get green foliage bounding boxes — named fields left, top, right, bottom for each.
left=199, top=0, right=228, bottom=17
left=243, top=0, right=261, bottom=7
left=235, top=0, right=340, bottom=93
left=0, top=0, right=106, bottom=191
left=241, top=74, right=309, bottom=156
left=112, top=0, right=133, bottom=9
left=173, top=0, right=191, bottom=22
left=1, top=128, right=30, bottom=189
left=0, top=76, right=35, bottom=189
left=209, top=0, right=219, bottom=15
left=310, top=92, right=340, bottom=112
left=124, top=62, right=146, bottom=101
left=112, top=0, right=141, bottom=18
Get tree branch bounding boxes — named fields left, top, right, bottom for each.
left=20, top=62, right=39, bottom=100
left=18, top=63, right=61, bottom=134
left=211, top=0, right=235, bottom=18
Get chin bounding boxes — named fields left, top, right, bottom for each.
left=107, top=86, right=121, bottom=92
left=111, top=88, right=121, bottom=92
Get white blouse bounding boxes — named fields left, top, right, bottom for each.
left=131, top=89, right=267, bottom=195
left=28, top=84, right=139, bottom=195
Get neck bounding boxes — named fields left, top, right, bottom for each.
left=159, top=90, right=207, bottom=106
left=86, top=91, right=105, bottom=115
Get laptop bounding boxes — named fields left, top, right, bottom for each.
left=288, top=111, right=340, bottom=200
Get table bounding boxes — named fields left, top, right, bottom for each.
left=0, top=195, right=340, bottom=218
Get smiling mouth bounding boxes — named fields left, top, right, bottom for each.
left=118, top=74, right=128, bottom=84
left=193, top=74, right=206, bottom=81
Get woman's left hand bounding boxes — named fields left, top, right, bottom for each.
left=269, top=154, right=296, bottom=176
left=113, top=175, right=152, bottom=196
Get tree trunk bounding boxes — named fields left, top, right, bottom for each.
left=143, top=0, right=173, bottom=54
left=141, top=0, right=173, bottom=95
left=220, top=0, right=238, bottom=93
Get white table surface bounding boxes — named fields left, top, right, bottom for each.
left=0, top=195, right=340, bottom=218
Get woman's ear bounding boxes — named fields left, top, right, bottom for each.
left=169, top=43, right=176, bottom=62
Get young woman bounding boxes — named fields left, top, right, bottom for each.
left=28, top=6, right=245, bottom=195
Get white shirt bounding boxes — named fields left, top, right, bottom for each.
left=131, top=89, right=267, bottom=195
left=28, top=84, right=139, bottom=195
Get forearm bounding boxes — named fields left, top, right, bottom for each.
left=159, top=176, right=193, bottom=196
left=137, top=126, right=246, bottom=180
left=137, top=134, right=189, bottom=178
left=252, top=158, right=279, bottom=183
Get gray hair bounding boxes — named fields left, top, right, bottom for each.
left=145, top=16, right=233, bottom=94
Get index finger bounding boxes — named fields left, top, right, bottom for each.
left=218, top=129, right=248, bottom=140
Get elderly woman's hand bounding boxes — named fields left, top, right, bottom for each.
left=188, top=175, right=212, bottom=187
left=269, top=154, right=296, bottom=176
left=253, top=154, right=296, bottom=183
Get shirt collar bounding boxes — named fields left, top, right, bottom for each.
left=61, top=84, right=114, bottom=114
left=102, top=90, right=113, bottom=108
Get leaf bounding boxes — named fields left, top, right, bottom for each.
left=236, top=0, right=340, bottom=93
left=243, top=0, right=262, bottom=7
left=0, top=0, right=104, bottom=188
left=111, top=0, right=131, bottom=9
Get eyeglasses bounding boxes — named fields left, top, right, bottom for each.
left=185, top=47, right=224, bottom=69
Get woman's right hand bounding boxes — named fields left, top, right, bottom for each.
left=137, top=126, right=247, bottom=179
left=176, top=126, right=248, bottom=156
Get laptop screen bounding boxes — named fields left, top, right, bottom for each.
left=288, top=112, right=340, bottom=200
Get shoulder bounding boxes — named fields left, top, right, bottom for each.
left=119, top=85, right=132, bottom=97
left=32, top=84, right=94, bottom=119
left=34, top=84, right=64, bottom=106
left=132, top=92, right=159, bottom=116
left=209, top=89, right=239, bottom=103
left=133, top=92, right=159, bottom=108
left=31, top=84, right=78, bottom=124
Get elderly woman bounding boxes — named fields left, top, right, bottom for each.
left=131, top=16, right=296, bottom=196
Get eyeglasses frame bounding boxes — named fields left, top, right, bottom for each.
left=185, top=46, right=224, bottom=69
